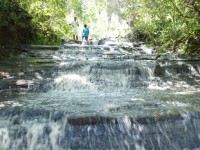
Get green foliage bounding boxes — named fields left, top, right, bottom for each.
left=1, top=0, right=85, bottom=48
left=0, top=0, right=34, bottom=59
left=123, top=0, right=200, bottom=54
left=17, top=0, right=71, bottom=44
left=15, top=0, right=83, bottom=44
left=67, top=0, right=82, bottom=18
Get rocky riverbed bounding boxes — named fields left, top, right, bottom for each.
left=0, top=40, right=200, bottom=149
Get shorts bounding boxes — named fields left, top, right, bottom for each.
left=73, top=28, right=78, bottom=36
left=83, top=36, right=88, bottom=41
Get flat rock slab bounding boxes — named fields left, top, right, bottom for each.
left=29, top=45, right=60, bottom=50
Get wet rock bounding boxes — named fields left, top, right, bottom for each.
left=126, top=113, right=184, bottom=124
left=103, top=46, right=110, bottom=50
left=132, top=54, right=159, bottom=60
left=98, top=38, right=108, bottom=45
left=67, top=116, right=115, bottom=125
left=11, top=115, right=21, bottom=125
left=108, top=103, right=144, bottom=112
left=98, top=38, right=118, bottom=46
left=164, top=64, right=191, bottom=75
left=135, top=67, right=142, bottom=76
left=43, top=126, right=52, bottom=135
left=15, top=79, right=34, bottom=88
left=22, top=108, right=50, bottom=118
left=132, top=42, right=141, bottom=47
left=154, top=63, right=165, bottom=77
left=29, top=45, right=59, bottom=50
left=0, top=81, right=7, bottom=90
left=120, top=46, right=133, bottom=53
left=61, top=39, right=67, bottom=45
left=51, top=111, right=64, bottom=122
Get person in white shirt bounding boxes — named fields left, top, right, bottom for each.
left=71, top=17, right=79, bottom=40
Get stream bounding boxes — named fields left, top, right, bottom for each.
left=0, top=42, right=200, bottom=150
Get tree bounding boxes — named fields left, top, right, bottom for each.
left=123, top=0, right=200, bottom=54
left=0, top=0, right=34, bottom=59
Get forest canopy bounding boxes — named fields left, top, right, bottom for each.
left=0, top=0, right=199, bottom=59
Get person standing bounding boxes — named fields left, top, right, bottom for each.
left=82, top=24, right=89, bottom=45
left=71, top=17, right=79, bottom=41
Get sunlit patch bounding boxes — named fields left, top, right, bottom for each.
left=140, top=45, right=153, bottom=54
left=147, top=84, right=170, bottom=90
left=130, top=98, right=145, bottom=102
left=79, top=49, right=86, bottom=52
left=53, top=55, right=62, bottom=60
left=165, top=101, right=189, bottom=107
left=0, top=104, right=5, bottom=108
left=177, top=61, right=184, bottom=65
left=166, top=81, right=173, bottom=85
left=35, top=72, right=43, bottom=79
left=0, top=101, right=22, bottom=109
left=12, top=102, right=23, bottom=107
left=0, top=101, right=23, bottom=108
left=88, top=57, right=99, bottom=61
left=0, top=72, right=13, bottom=79
left=59, top=62, right=69, bottom=66
left=173, top=89, right=200, bottom=95
left=16, top=80, right=34, bottom=86
left=175, top=81, right=190, bottom=88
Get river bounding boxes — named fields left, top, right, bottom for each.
left=0, top=43, right=200, bottom=149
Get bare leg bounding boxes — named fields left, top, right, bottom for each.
left=73, top=35, right=75, bottom=40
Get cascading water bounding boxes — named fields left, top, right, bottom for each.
left=0, top=43, right=200, bottom=150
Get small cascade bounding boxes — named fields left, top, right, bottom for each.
left=0, top=41, right=200, bottom=149
left=1, top=113, right=200, bottom=149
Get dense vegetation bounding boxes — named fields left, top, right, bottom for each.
left=0, top=0, right=199, bottom=59
left=93, top=0, right=200, bottom=54
left=17, top=0, right=82, bottom=45
left=123, top=0, right=200, bottom=54
left=0, top=0, right=82, bottom=59
left=0, top=0, right=34, bottom=59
